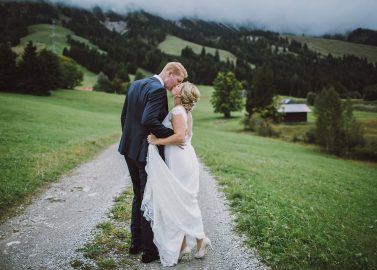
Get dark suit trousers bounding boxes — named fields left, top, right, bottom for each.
left=125, top=156, right=157, bottom=254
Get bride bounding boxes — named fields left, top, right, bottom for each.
left=141, top=82, right=211, bottom=267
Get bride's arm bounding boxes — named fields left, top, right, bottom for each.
left=147, top=114, right=186, bottom=145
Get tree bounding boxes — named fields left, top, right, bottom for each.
left=0, top=41, right=17, bottom=91
left=134, top=71, right=144, bottom=81
left=211, top=71, right=243, bottom=118
left=115, top=64, right=130, bottom=82
left=314, top=87, right=343, bottom=154
left=246, top=67, right=275, bottom=115
left=306, top=91, right=316, bottom=105
left=214, top=49, right=220, bottom=62
left=59, top=56, right=83, bottom=89
left=341, top=99, right=364, bottom=154
left=93, top=72, right=113, bottom=93
left=200, top=46, right=206, bottom=57
left=37, top=49, right=62, bottom=92
left=18, top=41, right=43, bottom=94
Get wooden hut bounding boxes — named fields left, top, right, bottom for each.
left=278, top=104, right=311, bottom=122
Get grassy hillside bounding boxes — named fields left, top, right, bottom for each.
left=11, top=24, right=102, bottom=89
left=286, top=35, right=377, bottom=64
left=75, top=65, right=98, bottom=91
left=12, top=24, right=106, bottom=55
left=191, top=86, right=377, bottom=269
left=158, top=34, right=237, bottom=63
left=0, top=90, right=123, bottom=220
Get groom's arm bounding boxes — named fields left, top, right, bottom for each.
left=141, top=88, right=175, bottom=138
left=120, top=96, right=128, bottom=130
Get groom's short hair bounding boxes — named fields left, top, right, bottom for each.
left=162, top=62, right=188, bottom=78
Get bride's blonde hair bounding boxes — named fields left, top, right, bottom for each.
left=179, top=82, right=200, bottom=112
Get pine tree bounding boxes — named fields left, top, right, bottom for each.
left=37, top=49, right=62, bottom=93
left=341, top=99, right=364, bottom=154
left=314, top=87, right=343, bottom=153
left=200, top=46, right=206, bottom=57
left=0, top=41, right=17, bottom=91
left=214, top=49, right=220, bottom=62
left=115, top=63, right=130, bottom=82
left=18, top=41, right=40, bottom=94
left=246, top=67, right=275, bottom=115
left=211, top=71, right=243, bottom=118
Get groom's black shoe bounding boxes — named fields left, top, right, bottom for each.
left=141, top=252, right=160, bottom=263
left=129, top=244, right=142, bottom=255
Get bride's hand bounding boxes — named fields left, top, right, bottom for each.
left=147, top=134, right=159, bottom=145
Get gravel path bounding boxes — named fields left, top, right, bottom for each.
left=0, top=144, right=267, bottom=270
left=0, top=144, right=128, bottom=270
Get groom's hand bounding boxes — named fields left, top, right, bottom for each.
left=147, top=134, right=159, bottom=145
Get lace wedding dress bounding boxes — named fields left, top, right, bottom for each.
left=141, top=105, right=205, bottom=267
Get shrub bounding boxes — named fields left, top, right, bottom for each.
left=243, top=113, right=280, bottom=137
left=303, top=128, right=317, bottom=143
left=256, top=119, right=280, bottom=137
left=94, top=72, right=113, bottom=93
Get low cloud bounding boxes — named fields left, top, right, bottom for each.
left=48, top=0, right=377, bottom=35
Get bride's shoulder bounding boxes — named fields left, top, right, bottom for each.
left=171, top=105, right=187, bottom=115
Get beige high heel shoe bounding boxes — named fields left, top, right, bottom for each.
left=179, top=246, right=191, bottom=261
left=194, top=237, right=212, bottom=259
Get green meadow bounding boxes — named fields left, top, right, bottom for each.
left=286, top=35, right=377, bottom=64
left=191, top=86, right=377, bottom=269
left=11, top=24, right=100, bottom=91
left=158, top=34, right=237, bottom=63
left=75, top=65, right=98, bottom=90
left=0, top=90, right=124, bottom=220
left=12, top=24, right=106, bottom=55
left=0, top=87, right=376, bottom=269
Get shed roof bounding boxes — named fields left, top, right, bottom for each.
left=278, top=104, right=311, bottom=113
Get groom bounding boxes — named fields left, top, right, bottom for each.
left=118, top=62, right=188, bottom=263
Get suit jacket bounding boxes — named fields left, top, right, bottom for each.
left=118, top=76, right=174, bottom=163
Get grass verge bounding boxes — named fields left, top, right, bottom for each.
left=71, top=187, right=138, bottom=270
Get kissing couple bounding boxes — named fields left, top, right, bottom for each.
left=118, top=62, right=211, bottom=267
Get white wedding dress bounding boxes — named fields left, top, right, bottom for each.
left=141, top=105, right=205, bottom=267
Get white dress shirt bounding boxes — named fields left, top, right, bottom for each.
left=153, top=75, right=164, bottom=87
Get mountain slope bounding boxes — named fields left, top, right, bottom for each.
left=12, top=24, right=106, bottom=55
left=158, top=34, right=237, bottom=63
left=286, top=34, right=377, bottom=63
left=11, top=24, right=104, bottom=90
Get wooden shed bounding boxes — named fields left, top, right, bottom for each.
left=278, top=104, right=311, bottom=122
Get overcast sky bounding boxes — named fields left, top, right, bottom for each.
left=49, top=0, right=377, bottom=35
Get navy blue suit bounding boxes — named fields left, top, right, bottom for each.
left=118, top=76, right=174, bottom=254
